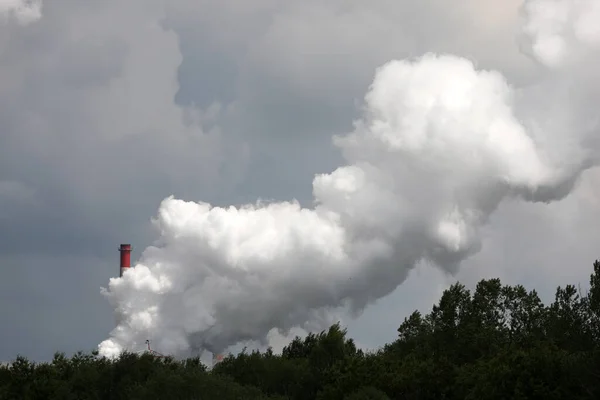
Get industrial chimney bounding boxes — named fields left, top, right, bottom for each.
left=212, top=353, right=224, bottom=368
left=119, top=244, right=132, bottom=277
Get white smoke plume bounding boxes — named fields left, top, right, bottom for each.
left=0, top=0, right=42, bottom=25
left=99, top=0, right=600, bottom=358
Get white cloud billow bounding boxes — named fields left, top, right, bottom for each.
left=99, top=0, right=600, bottom=358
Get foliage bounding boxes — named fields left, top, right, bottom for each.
left=2, top=260, right=600, bottom=399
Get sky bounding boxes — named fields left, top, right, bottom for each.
left=1, top=0, right=599, bottom=361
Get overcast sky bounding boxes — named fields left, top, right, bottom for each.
left=1, top=0, right=599, bottom=361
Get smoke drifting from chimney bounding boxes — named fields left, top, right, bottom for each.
left=98, top=0, right=600, bottom=359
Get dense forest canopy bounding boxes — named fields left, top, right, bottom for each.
left=2, top=261, right=600, bottom=400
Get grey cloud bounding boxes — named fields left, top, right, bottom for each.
left=165, top=0, right=541, bottom=204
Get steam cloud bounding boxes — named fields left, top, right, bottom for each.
left=0, top=0, right=42, bottom=24
left=99, top=0, right=600, bottom=358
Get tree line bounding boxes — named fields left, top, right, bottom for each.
left=2, top=261, right=600, bottom=399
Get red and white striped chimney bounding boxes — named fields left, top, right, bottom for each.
left=119, top=244, right=132, bottom=277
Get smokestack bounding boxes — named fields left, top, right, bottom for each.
left=212, top=353, right=224, bottom=368
left=119, top=244, right=132, bottom=277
